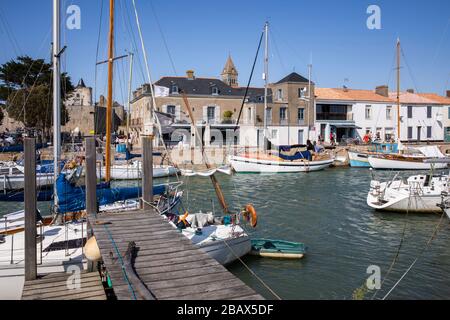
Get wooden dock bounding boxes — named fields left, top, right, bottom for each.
left=88, top=209, right=264, bottom=300
left=22, top=271, right=107, bottom=300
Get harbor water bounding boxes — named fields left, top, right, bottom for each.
left=1, top=167, right=449, bottom=300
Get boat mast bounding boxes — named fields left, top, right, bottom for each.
left=126, top=52, right=134, bottom=150
left=105, top=0, right=115, bottom=182
left=263, top=21, right=269, bottom=151
left=396, top=38, right=401, bottom=144
left=52, top=0, right=61, bottom=207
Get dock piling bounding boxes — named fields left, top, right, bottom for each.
left=24, top=138, right=37, bottom=281
left=141, top=136, right=153, bottom=210
left=85, top=137, right=97, bottom=216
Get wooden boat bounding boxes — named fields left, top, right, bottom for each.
left=368, top=149, right=448, bottom=170
left=250, top=239, right=306, bottom=259
left=348, top=143, right=398, bottom=168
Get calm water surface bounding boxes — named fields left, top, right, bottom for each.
left=1, top=168, right=449, bottom=300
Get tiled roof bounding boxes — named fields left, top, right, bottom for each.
left=315, top=88, right=394, bottom=103
left=388, top=92, right=439, bottom=104
left=416, top=93, right=450, bottom=105
left=276, top=72, right=311, bottom=84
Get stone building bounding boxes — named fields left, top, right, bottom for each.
left=130, top=55, right=315, bottom=148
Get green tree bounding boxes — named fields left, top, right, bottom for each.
left=0, top=56, right=74, bottom=138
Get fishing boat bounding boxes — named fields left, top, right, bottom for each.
left=250, top=239, right=306, bottom=259
left=348, top=142, right=398, bottom=168
left=367, top=171, right=449, bottom=213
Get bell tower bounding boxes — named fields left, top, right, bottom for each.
left=221, top=54, right=239, bottom=87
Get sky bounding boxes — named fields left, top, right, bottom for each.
left=0, top=0, right=449, bottom=106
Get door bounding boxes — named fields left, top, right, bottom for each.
left=257, top=129, right=264, bottom=148
left=417, top=126, right=421, bottom=142
left=298, top=130, right=304, bottom=145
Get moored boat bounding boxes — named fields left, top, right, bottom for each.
left=367, top=172, right=449, bottom=213
left=250, top=239, right=306, bottom=259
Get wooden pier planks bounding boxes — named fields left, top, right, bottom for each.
left=22, top=271, right=106, bottom=300
left=88, top=209, right=264, bottom=300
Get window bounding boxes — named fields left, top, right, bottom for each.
left=386, top=106, right=392, bottom=120
left=277, top=89, right=283, bottom=101
left=211, top=87, right=219, bottom=95
left=408, top=126, right=413, bottom=139
left=316, top=104, right=347, bottom=120
left=407, top=106, right=413, bottom=119
left=265, top=107, right=272, bottom=124
left=448, top=107, right=450, bottom=119
left=171, top=85, right=179, bottom=94
left=365, top=105, right=372, bottom=120
left=271, top=129, right=278, bottom=139
left=427, top=106, right=432, bottom=118
left=167, top=105, right=176, bottom=116
left=298, top=108, right=305, bottom=121
left=427, top=126, right=432, bottom=138
left=280, top=107, right=287, bottom=121
left=207, top=106, right=215, bottom=123
left=298, top=87, right=306, bottom=98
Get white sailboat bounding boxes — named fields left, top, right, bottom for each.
left=99, top=161, right=178, bottom=180
left=367, top=172, right=449, bottom=213
left=229, top=22, right=334, bottom=173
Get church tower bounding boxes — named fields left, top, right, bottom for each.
left=221, top=55, right=239, bottom=87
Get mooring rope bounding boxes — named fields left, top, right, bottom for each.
left=103, top=224, right=138, bottom=300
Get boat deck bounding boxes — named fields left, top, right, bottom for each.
left=21, top=271, right=106, bottom=300
left=88, top=209, right=264, bottom=300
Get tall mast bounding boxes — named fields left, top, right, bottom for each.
left=126, top=52, right=134, bottom=150
left=105, top=0, right=115, bottom=182
left=52, top=0, right=61, bottom=207
left=263, top=21, right=269, bottom=150
left=396, top=38, right=401, bottom=143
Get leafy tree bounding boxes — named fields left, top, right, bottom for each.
left=0, top=56, right=74, bottom=138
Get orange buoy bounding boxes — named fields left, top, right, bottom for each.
left=245, top=204, right=258, bottom=228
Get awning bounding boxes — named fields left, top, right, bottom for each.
left=331, top=124, right=362, bottom=129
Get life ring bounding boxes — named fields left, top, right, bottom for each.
left=244, top=204, right=258, bottom=228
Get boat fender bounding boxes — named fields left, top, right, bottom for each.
left=243, top=204, right=258, bottom=228
left=84, top=236, right=101, bottom=261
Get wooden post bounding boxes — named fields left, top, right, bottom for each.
left=24, top=138, right=37, bottom=281
left=85, top=138, right=97, bottom=217
left=142, top=136, right=153, bottom=210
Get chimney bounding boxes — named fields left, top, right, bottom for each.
left=406, top=89, right=414, bottom=94
left=186, top=70, right=195, bottom=80
left=99, top=95, right=105, bottom=107
left=375, top=85, right=389, bottom=97
left=446, top=90, right=450, bottom=98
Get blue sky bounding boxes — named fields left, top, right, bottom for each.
left=0, top=0, right=449, bottom=105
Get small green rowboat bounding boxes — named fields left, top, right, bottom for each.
left=250, top=239, right=306, bottom=259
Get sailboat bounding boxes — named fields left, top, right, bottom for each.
left=229, top=22, right=334, bottom=173
left=367, top=39, right=448, bottom=170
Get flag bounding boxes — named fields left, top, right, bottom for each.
left=154, top=85, right=170, bottom=97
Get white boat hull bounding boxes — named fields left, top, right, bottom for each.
left=229, top=155, right=334, bottom=173
left=99, top=165, right=179, bottom=180
left=368, top=156, right=448, bottom=170
left=367, top=191, right=443, bottom=213
left=199, top=236, right=251, bottom=266
left=0, top=173, right=54, bottom=192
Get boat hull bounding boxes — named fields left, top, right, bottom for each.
left=0, top=173, right=54, bottom=192
left=229, top=156, right=334, bottom=173
left=368, top=156, right=448, bottom=170
left=99, top=165, right=178, bottom=180
left=348, top=151, right=371, bottom=168
left=199, top=236, right=251, bottom=266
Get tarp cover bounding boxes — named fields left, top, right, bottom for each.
left=56, top=174, right=166, bottom=213
left=278, top=145, right=311, bottom=161
left=418, top=146, right=445, bottom=158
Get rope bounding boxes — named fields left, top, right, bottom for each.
left=382, top=211, right=447, bottom=300
left=103, top=224, right=138, bottom=300
left=221, top=235, right=282, bottom=300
